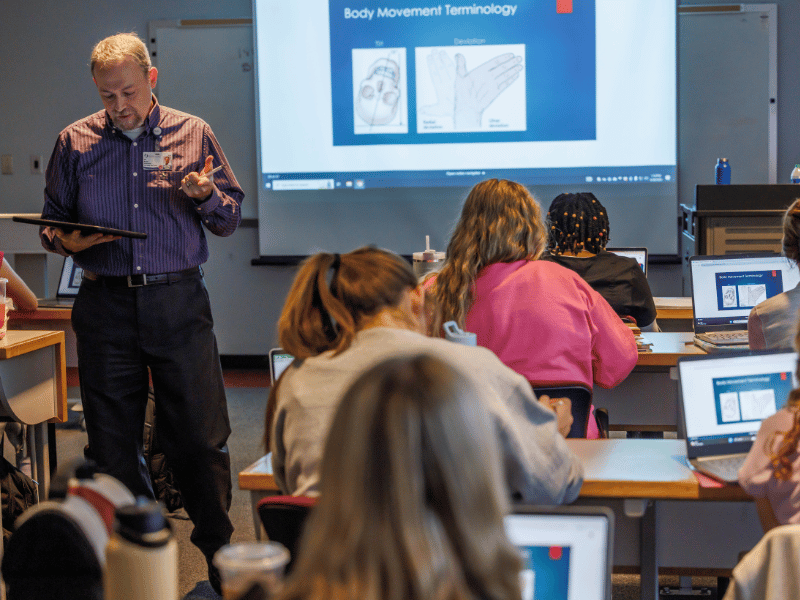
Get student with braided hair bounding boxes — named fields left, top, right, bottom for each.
left=541, top=192, right=658, bottom=330
left=748, top=199, right=800, bottom=350
left=738, top=320, right=800, bottom=531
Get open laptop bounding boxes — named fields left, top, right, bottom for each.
left=505, top=505, right=614, bottom=600
left=676, top=349, right=797, bottom=483
left=37, top=256, right=83, bottom=308
left=268, top=348, right=295, bottom=385
left=689, top=253, right=800, bottom=349
left=606, top=247, right=648, bottom=277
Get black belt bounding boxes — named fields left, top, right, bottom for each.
left=83, top=267, right=200, bottom=288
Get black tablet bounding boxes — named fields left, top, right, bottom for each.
left=12, top=216, right=147, bottom=240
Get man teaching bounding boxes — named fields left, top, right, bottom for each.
left=39, top=32, right=243, bottom=594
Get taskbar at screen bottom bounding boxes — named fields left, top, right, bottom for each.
left=263, top=165, right=676, bottom=191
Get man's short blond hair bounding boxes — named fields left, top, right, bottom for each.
left=90, top=33, right=151, bottom=75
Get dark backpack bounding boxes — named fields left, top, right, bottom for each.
left=143, top=389, right=185, bottom=516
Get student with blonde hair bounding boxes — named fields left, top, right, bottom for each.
left=266, top=246, right=582, bottom=504
left=748, top=199, right=800, bottom=350
left=432, top=179, right=638, bottom=437
left=276, top=353, right=524, bottom=600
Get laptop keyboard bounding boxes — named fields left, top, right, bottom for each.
left=698, top=455, right=746, bottom=482
left=697, top=331, right=749, bottom=345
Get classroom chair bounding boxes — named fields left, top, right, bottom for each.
left=531, top=385, right=592, bottom=438
left=256, top=495, right=317, bottom=572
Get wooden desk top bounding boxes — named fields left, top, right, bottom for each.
left=240, top=440, right=752, bottom=502
left=239, top=455, right=275, bottom=492
left=654, top=297, right=693, bottom=320
left=566, top=439, right=751, bottom=501
left=9, top=307, right=72, bottom=321
left=636, top=331, right=705, bottom=367
left=0, top=329, right=65, bottom=359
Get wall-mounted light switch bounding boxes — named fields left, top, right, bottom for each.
left=30, top=155, right=43, bottom=174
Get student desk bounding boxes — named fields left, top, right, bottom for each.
left=653, top=297, right=693, bottom=332
left=570, top=439, right=761, bottom=600
left=0, top=330, right=68, bottom=499
left=593, top=332, right=705, bottom=432
left=9, top=307, right=78, bottom=376
left=239, top=439, right=761, bottom=600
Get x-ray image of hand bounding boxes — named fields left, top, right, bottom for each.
left=454, top=52, right=522, bottom=130
left=419, top=50, right=456, bottom=117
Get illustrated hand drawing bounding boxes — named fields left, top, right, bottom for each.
left=453, top=52, right=523, bottom=130
left=420, top=49, right=523, bottom=129
left=355, top=58, right=401, bottom=125
left=419, top=49, right=456, bottom=117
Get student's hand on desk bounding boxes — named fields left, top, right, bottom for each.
left=182, top=156, right=215, bottom=201
left=539, top=395, right=573, bottom=438
left=49, top=227, right=120, bottom=253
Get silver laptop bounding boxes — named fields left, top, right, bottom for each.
left=505, top=505, right=614, bottom=600
left=268, top=348, right=294, bottom=385
left=606, top=247, right=648, bottom=277
left=689, top=253, right=800, bottom=348
left=676, top=349, right=797, bottom=483
left=37, top=256, right=82, bottom=308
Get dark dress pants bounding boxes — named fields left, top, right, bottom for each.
left=72, top=272, right=234, bottom=560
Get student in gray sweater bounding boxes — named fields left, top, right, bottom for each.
left=264, top=246, right=583, bottom=504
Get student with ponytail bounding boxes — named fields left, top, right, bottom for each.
left=748, top=199, right=800, bottom=350
left=739, top=322, right=800, bottom=531
left=265, top=246, right=582, bottom=503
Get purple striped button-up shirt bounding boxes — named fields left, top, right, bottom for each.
left=40, top=97, right=244, bottom=276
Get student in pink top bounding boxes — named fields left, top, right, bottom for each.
left=431, top=179, right=638, bottom=437
left=739, top=322, right=800, bottom=531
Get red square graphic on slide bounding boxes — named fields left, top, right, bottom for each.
left=557, top=0, right=573, bottom=13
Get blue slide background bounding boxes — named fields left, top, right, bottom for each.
left=715, top=270, right=785, bottom=311
left=522, top=545, right=570, bottom=598
left=712, top=372, right=792, bottom=425
left=329, top=1, right=596, bottom=146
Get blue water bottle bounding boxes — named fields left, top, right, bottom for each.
left=715, top=158, right=731, bottom=184
left=791, top=165, right=800, bottom=184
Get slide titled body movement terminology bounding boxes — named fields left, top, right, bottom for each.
left=344, top=4, right=520, bottom=19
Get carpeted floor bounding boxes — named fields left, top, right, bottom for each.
left=52, top=378, right=271, bottom=599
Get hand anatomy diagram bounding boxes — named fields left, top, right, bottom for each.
left=419, top=48, right=524, bottom=131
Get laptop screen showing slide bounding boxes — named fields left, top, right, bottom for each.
left=606, top=247, right=648, bottom=277
left=689, top=253, right=800, bottom=347
left=504, top=505, right=613, bottom=600
left=37, top=256, right=83, bottom=308
left=677, top=349, right=798, bottom=482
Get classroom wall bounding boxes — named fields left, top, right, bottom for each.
left=2, top=0, right=799, bottom=355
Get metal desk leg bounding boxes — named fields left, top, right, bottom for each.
left=33, top=423, right=49, bottom=499
left=640, top=500, right=658, bottom=600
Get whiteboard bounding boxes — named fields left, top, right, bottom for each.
left=678, top=4, right=777, bottom=206
left=148, top=20, right=257, bottom=220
